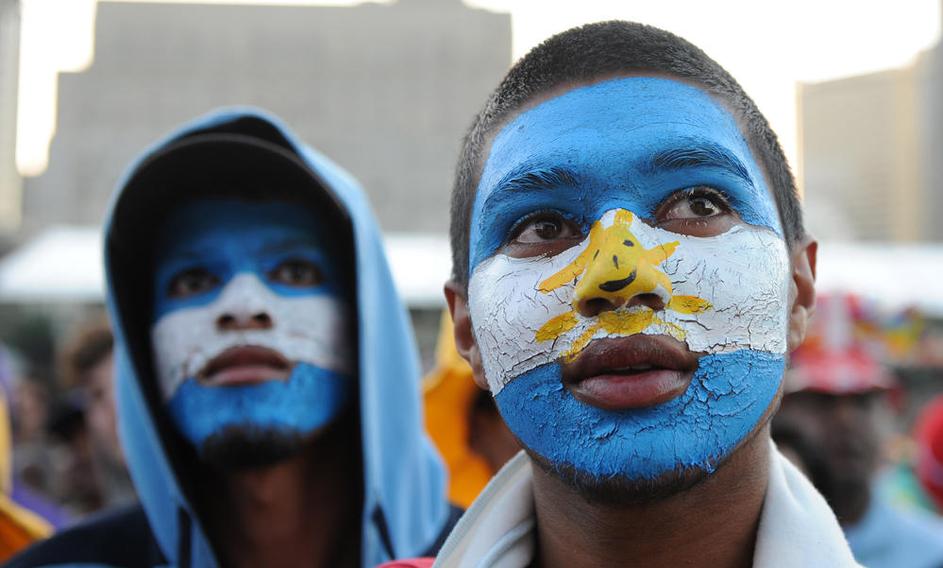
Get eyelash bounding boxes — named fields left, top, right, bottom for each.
left=507, top=209, right=580, bottom=242
left=654, top=186, right=732, bottom=218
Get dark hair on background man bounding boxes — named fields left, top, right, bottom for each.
left=449, top=20, right=804, bottom=285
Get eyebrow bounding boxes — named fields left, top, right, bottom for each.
left=493, top=165, right=580, bottom=194
left=642, top=140, right=754, bottom=187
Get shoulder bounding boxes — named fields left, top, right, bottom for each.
left=6, top=504, right=165, bottom=568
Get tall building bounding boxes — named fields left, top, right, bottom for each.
left=799, top=13, right=942, bottom=242
left=0, top=0, right=21, bottom=235
left=21, top=0, right=511, bottom=235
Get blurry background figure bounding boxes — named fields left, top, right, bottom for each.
left=914, top=395, right=943, bottom=512
left=0, top=377, right=50, bottom=561
left=423, top=312, right=519, bottom=508
left=56, top=317, right=134, bottom=512
left=773, top=293, right=943, bottom=568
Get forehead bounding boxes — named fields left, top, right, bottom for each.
left=157, top=198, right=322, bottom=256
left=471, top=77, right=779, bottom=248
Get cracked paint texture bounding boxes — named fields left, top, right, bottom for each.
left=469, top=210, right=789, bottom=395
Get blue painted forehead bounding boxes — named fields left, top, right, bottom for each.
left=156, top=198, right=324, bottom=255
left=468, top=77, right=782, bottom=272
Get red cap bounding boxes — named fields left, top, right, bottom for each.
left=786, top=293, right=896, bottom=394
left=915, top=396, right=943, bottom=511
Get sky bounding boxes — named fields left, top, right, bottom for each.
left=15, top=0, right=943, bottom=180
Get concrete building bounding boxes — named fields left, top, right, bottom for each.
left=0, top=0, right=20, bottom=236
left=799, top=8, right=942, bottom=242
left=22, top=0, right=511, bottom=235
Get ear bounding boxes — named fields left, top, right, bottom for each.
left=444, top=280, right=489, bottom=391
left=787, top=236, right=817, bottom=352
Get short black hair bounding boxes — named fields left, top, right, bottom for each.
left=449, top=21, right=803, bottom=285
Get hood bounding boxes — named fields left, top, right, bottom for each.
left=103, top=108, right=449, bottom=567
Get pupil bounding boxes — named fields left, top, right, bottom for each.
left=535, top=220, right=559, bottom=239
left=691, top=198, right=714, bottom=216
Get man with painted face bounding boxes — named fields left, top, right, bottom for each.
left=424, top=22, right=860, bottom=567
left=9, top=109, right=454, bottom=567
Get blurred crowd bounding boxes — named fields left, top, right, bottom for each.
left=1, top=314, right=135, bottom=556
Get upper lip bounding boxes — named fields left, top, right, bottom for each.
left=198, top=345, right=291, bottom=381
left=561, top=335, right=700, bottom=384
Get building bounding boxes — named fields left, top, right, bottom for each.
left=798, top=9, right=942, bottom=242
left=21, top=0, right=511, bottom=235
left=0, top=0, right=20, bottom=236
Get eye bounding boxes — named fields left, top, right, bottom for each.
left=505, top=211, right=583, bottom=258
left=654, top=187, right=736, bottom=236
left=167, top=268, right=220, bottom=299
left=268, top=259, right=323, bottom=287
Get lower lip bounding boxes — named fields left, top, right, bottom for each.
left=569, top=369, right=692, bottom=410
left=203, top=365, right=291, bottom=387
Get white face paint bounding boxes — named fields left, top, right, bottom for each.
left=469, top=208, right=790, bottom=395
left=151, top=273, right=352, bottom=400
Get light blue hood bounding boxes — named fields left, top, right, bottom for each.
left=103, top=108, right=449, bottom=567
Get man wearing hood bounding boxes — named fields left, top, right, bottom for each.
left=10, top=109, right=453, bottom=567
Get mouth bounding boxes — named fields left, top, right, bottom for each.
left=561, top=335, right=700, bottom=410
left=197, top=345, right=292, bottom=387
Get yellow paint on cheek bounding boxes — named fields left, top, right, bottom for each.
left=667, top=295, right=712, bottom=314
left=535, top=311, right=580, bottom=342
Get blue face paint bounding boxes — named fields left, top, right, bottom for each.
left=467, top=77, right=789, bottom=483
left=151, top=199, right=352, bottom=451
left=495, top=351, right=784, bottom=479
left=468, top=77, right=781, bottom=273
left=168, top=363, right=349, bottom=446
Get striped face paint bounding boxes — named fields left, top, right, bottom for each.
left=151, top=200, right=352, bottom=449
left=467, top=77, right=791, bottom=480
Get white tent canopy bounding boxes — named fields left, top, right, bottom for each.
left=0, top=226, right=452, bottom=308
left=1, top=226, right=941, bottom=315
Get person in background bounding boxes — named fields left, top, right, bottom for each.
left=423, top=312, right=519, bottom=509
left=9, top=108, right=455, bottom=567
left=914, top=395, right=943, bottom=513
left=0, top=384, right=51, bottom=562
left=774, top=293, right=943, bottom=568
left=58, top=317, right=135, bottom=510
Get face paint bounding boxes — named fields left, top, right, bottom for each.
left=151, top=200, right=352, bottom=451
left=467, top=77, right=791, bottom=481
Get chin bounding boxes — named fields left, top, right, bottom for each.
left=199, top=425, right=306, bottom=470
left=527, top=445, right=714, bottom=506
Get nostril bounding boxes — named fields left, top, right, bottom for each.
left=251, top=313, right=273, bottom=328
left=577, top=297, right=619, bottom=318
left=217, top=314, right=236, bottom=329
left=627, top=293, right=665, bottom=312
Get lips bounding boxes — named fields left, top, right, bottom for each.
left=197, top=345, right=292, bottom=387
left=562, top=335, right=700, bottom=410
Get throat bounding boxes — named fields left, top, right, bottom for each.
left=200, top=428, right=361, bottom=568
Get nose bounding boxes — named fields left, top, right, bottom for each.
left=212, top=274, right=277, bottom=332
left=574, top=248, right=671, bottom=319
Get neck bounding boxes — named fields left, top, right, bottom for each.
left=532, top=428, right=771, bottom=568
left=829, top=480, right=872, bottom=526
left=202, top=428, right=360, bottom=568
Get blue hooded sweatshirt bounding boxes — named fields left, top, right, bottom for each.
left=9, top=109, right=453, bottom=567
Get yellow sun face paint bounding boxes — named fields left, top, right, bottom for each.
left=535, top=209, right=710, bottom=358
